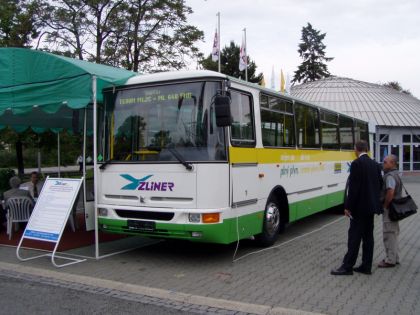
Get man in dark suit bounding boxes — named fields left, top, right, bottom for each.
left=331, top=140, right=382, bottom=275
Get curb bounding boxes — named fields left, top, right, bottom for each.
left=0, top=261, right=325, bottom=315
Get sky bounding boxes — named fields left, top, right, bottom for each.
left=185, top=0, right=420, bottom=98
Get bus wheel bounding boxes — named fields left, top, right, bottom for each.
left=256, top=197, right=281, bottom=247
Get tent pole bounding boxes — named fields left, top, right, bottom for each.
left=92, top=76, right=99, bottom=260
left=57, top=132, right=61, bottom=177
left=82, top=108, right=87, bottom=230
left=37, top=134, right=41, bottom=174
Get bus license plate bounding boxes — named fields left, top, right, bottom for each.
left=127, top=220, right=155, bottom=232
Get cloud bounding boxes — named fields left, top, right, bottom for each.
left=186, top=0, right=420, bottom=97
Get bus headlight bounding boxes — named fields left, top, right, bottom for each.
left=98, top=208, right=108, bottom=217
left=188, top=213, right=200, bottom=223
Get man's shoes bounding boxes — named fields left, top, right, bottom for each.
left=331, top=266, right=353, bottom=275
left=353, top=265, right=372, bottom=275
left=378, top=260, right=396, bottom=268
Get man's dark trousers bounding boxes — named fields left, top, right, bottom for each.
left=342, top=213, right=374, bottom=270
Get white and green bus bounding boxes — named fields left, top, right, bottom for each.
left=96, top=70, right=368, bottom=246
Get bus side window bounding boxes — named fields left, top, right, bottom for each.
left=354, top=120, right=369, bottom=144
left=230, top=90, right=255, bottom=146
left=339, top=115, right=354, bottom=150
left=295, top=103, right=320, bottom=148
left=260, top=95, right=295, bottom=147
left=320, top=110, right=339, bottom=150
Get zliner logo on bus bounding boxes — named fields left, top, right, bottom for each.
left=120, top=174, right=174, bottom=191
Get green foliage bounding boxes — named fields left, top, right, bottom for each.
left=38, top=0, right=204, bottom=72
left=0, top=128, right=85, bottom=168
left=200, top=41, right=263, bottom=84
left=292, top=23, right=333, bottom=84
left=0, top=168, right=15, bottom=194
left=0, top=0, right=43, bottom=47
left=383, top=81, right=411, bottom=95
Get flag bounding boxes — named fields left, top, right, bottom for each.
left=280, top=69, right=285, bottom=93
left=211, top=28, right=219, bottom=62
left=239, top=35, right=247, bottom=71
left=285, top=73, right=291, bottom=94
left=270, top=66, right=275, bottom=89
left=260, top=75, right=266, bottom=87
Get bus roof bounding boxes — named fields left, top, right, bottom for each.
left=123, top=70, right=367, bottom=124
left=125, top=70, right=227, bottom=85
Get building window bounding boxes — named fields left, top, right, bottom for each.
left=413, top=135, right=420, bottom=143
left=402, top=134, right=411, bottom=143
left=403, top=145, right=411, bottom=171
left=379, top=134, right=389, bottom=143
left=413, top=145, right=420, bottom=170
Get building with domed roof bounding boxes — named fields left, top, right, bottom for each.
left=291, top=76, right=420, bottom=172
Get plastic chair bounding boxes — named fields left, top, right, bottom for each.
left=6, top=197, right=34, bottom=240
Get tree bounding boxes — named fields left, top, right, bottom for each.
left=38, top=0, right=203, bottom=72
left=107, top=0, right=204, bottom=72
left=200, top=41, right=263, bottom=84
left=0, top=0, right=43, bottom=47
left=292, top=23, right=333, bottom=84
left=383, top=81, right=411, bottom=95
left=0, top=0, right=45, bottom=174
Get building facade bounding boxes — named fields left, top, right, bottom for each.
left=291, top=77, right=420, bottom=172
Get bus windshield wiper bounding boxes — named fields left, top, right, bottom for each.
left=166, top=143, right=193, bottom=171
left=99, top=159, right=114, bottom=170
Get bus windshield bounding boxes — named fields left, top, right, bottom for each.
left=100, top=81, right=227, bottom=163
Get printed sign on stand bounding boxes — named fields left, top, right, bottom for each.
left=16, top=177, right=85, bottom=268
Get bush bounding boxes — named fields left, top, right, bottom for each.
left=0, top=168, right=16, bottom=195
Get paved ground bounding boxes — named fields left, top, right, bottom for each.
left=0, top=274, right=197, bottom=315
left=0, top=176, right=419, bottom=315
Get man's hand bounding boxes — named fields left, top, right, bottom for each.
left=344, top=209, right=353, bottom=219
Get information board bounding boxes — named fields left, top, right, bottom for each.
left=24, top=178, right=83, bottom=242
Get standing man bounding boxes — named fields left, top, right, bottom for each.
left=379, top=154, right=402, bottom=268
left=27, top=171, right=43, bottom=199
left=77, top=154, right=83, bottom=173
left=331, top=140, right=382, bottom=275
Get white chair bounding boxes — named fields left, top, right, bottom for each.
left=6, top=197, right=34, bottom=240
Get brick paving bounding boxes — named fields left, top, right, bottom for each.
left=1, top=176, right=419, bottom=315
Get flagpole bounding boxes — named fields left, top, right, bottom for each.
left=243, top=28, right=248, bottom=82
left=217, top=12, right=221, bottom=73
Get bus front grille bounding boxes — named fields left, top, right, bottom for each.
left=115, top=209, right=174, bottom=221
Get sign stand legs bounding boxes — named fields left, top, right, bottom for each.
left=16, top=236, right=86, bottom=268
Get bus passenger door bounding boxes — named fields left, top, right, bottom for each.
left=230, top=148, right=259, bottom=237
left=228, top=88, right=259, bottom=238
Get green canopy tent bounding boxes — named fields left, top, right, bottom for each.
left=0, top=48, right=136, bottom=258
left=0, top=48, right=134, bottom=114
left=0, top=46, right=135, bottom=147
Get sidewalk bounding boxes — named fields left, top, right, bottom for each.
left=0, top=177, right=419, bottom=315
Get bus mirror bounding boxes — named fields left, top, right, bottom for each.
left=214, top=95, right=232, bottom=127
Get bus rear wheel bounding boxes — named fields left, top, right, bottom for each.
left=256, top=197, right=281, bottom=247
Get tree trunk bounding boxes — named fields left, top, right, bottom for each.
left=16, top=140, right=24, bottom=177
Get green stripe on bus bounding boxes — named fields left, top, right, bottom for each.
left=290, top=190, right=344, bottom=221
left=98, top=190, right=344, bottom=244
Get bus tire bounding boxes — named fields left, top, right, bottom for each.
left=256, top=197, right=281, bottom=247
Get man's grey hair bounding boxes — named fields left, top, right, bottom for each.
left=9, top=176, right=21, bottom=189
left=386, top=154, right=398, bottom=165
